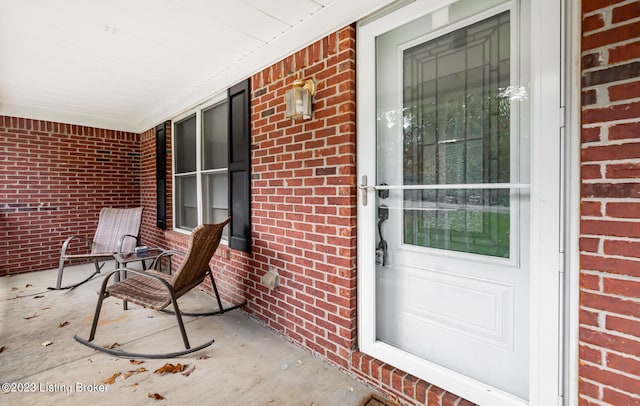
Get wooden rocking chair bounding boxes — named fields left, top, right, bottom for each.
left=49, top=207, right=143, bottom=290
left=74, top=218, right=246, bottom=358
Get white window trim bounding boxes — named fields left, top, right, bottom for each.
left=171, top=92, right=228, bottom=237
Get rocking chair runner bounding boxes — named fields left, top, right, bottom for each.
left=74, top=217, right=246, bottom=358
left=49, top=207, right=143, bottom=290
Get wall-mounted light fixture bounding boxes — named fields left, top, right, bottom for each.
left=285, top=79, right=315, bottom=120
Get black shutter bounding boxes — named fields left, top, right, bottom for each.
left=227, top=79, right=251, bottom=252
left=156, top=122, right=168, bottom=229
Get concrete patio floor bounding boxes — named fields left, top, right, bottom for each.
left=0, top=262, right=384, bottom=405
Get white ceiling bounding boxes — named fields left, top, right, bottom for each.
left=0, top=0, right=395, bottom=133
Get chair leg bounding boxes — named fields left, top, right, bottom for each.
left=160, top=271, right=246, bottom=318
left=209, top=271, right=225, bottom=314
left=54, top=257, right=66, bottom=289
left=88, top=293, right=108, bottom=342
left=170, top=293, right=191, bottom=349
left=93, top=259, right=104, bottom=274
left=48, top=258, right=104, bottom=291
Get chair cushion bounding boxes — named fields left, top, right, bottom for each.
left=106, top=270, right=173, bottom=310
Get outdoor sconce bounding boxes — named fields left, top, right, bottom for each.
left=285, top=79, right=315, bottom=120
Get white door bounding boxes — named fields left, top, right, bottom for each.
left=357, top=0, right=563, bottom=404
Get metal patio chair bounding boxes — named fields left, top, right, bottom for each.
left=49, top=207, right=143, bottom=290
left=74, top=217, right=246, bottom=358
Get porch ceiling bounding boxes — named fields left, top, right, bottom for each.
left=0, top=0, right=394, bottom=133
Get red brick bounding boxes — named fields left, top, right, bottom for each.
left=610, top=41, right=640, bottom=64
left=578, top=378, right=601, bottom=400
left=582, top=23, right=640, bottom=51
left=582, top=101, right=640, bottom=124
left=582, top=89, right=598, bottom=106
left=612, top=2, right=640, bottom=23
left=415, top=380, right=428, bottom=404
left=579, top=363, right=640, bottom=395
left=581, top=164, right=601, bottom=179
left=583, top=0, right=625, bottom=13
left=604, top=240, right=640, bottom=259
left=606, top=314, right=640, bottom=337
left=605, top=202, right=640, bottom=219
left=581, top=219, right=640, bottom=238
left=581, top=291, right=640, bottom=318
left=391, top=370, right=405, bottom=392
left=582, top=142, right=640, bottom=162
left=583, top=13, right=606, bottom=33
left=607, top=352, right=640, bottom=376
left=402, top=374, right=417, bottom=399
left=581, top=253, right=640, bottom=277
left=578, top=397, right=600, bottom=406
left=609, top=80, right=640, bottom=102
left=580, top=308, right=600, bottom=327
left=581, top=272, right=601, bottom=290
left=603, top=387, right=640, bottom=406
left=580, top=343, right=603, bottom=363
left=610, top=122, right=640, bottom=140
left=582, top=182, right=640, bottom=198
left=581, top=201, right=602, bottom=216
left=427, top=385, right=445, bottom=404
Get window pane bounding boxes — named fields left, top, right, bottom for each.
left=203, top=102, right=228, bottom=170
left=175, top=115, right=196, bottom=174
left=175, top=175, right=197, bottom=231
left=203, top=173, right=229, bottom=239
left=402, top=11, right=511, bottom=257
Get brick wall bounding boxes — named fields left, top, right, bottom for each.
left=249, top=25, right=358, bottom=369
left=245, top=25, right=472, bottom=405
left=0, top=116, right=140, bottom=275
left=579, top=0, right=640, bottom=404
left=139, top=122, right=172, bottom=249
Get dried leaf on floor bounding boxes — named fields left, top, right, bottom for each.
left=129, top=383, right=138, bottom=388
left=197, top=355, right=210, bottom=360
left=41, top=307, right=51, bottom=310
left=182, top=364, right=196, bottom=377
left=154, top=363, right=186, bottom=375
left=0, top=346, right=5, bottom=353
left=58, top=321, right=69, bottom=328
left=25, top=284, right=32, bottom=288
left=129, top=359, right=145, bottom=365
left=41, top=341, right=52, bottom=347
left=105, top=342, right=120, bottom=349
left=123, top=367, right=147, bottom=379
left=33, top=295, right=44, bottom=299
left=148, top=393, right=165, bottom=400
left=102, top=372, right=121, bottom=384
left=23, top=313, right=38, bottom=320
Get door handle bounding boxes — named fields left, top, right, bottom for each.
left=358, top=176, right=391, bottom=205
left=358, top=175, right=376, bottom=206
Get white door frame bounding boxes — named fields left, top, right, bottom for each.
left=356, top=0, right=564, bottom=404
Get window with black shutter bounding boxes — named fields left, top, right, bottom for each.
left=170, top=78, right=251, bottom=252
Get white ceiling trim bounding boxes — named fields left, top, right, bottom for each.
left=0, top=0, right=396, bottom=133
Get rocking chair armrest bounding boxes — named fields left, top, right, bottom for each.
left=60, top=235, right=94, bottom=256
left=116, top=234, right=139, bottom=254
left=150, top=249, right=183, bottom=271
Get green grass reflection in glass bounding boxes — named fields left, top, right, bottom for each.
left=403, top=192, right=510, bottom=258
